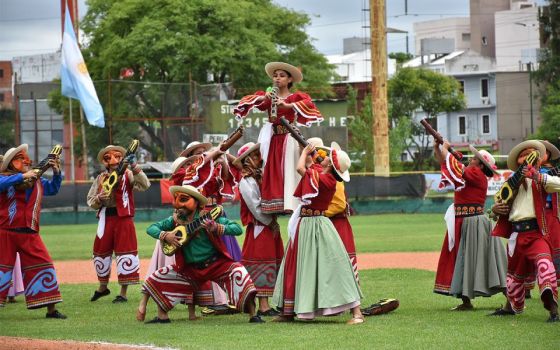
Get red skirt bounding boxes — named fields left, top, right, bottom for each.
left=261, top=133, right=287, bottom=213
left=434, top=217, right=463, bottom=295
left=241, top=223, right=284, bottom=297
left=330, top=215, right=359, bottom=281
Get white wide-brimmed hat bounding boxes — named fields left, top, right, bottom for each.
left=97, top=145, right=127, bottom=163
left=330, top=142, right=351, bottom=182
left=540, top=140, right=560, bottom=161
left=468, top=145, right=498, bottom=175
left=233, top=142, right=261, bottom=168
left=0, top=144, right=29, bottom=172
left=180, top=141, right=212, bottom=158
left=169, top=184, right=207, bottom=207
left=265, top=62, right=303, bottom=84
left=506, top=140, right=546, bottom=171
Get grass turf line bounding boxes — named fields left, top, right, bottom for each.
left=0, top=269, right=557, bottom=349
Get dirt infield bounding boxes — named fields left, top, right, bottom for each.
left=0, top=336, right=172, bottom=350
left=53, top=252, right=439, bottom=284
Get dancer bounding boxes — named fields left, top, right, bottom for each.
left=490, top=140, right=558, bottom=322
left=271, top=143, right=363, bottom=324
left=0, top=144, right=66, bottom=318
left=235, top=142, right=283, bottom=317
left=142, top=184, right=263, bottom=323
left=234, top=62, right=323, bottom=214
left=433, top=141, right=507, bottom=310
left=87, top=144, right=150, bottom=303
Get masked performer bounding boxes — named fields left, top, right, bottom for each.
left=234, top=62, right=323, bottom=214
left=142, top=185, right=263, bottom=323
left=433, top=141, right=507, bottom=310
left=87, top=145, right=150, bottom=303
left=234, top=142, right=283, bottom=317
left=490, top=140, right=558, bottom=322
left=0, top=144, right=66, bottom=318
left=272, top=144, right=363, bottom=325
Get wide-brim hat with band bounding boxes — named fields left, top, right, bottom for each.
left=233, top=142, right=261, bottom=168
left=97, top=145, right=127, bottom=163
left=0, top=144, right=28, bottom=172
left=540, top=140, right=560, bottom=161
left=180, top=141, right=212, bottom=158
left=265, top=62, right=303, bottom=84
left=506, top=139, right=546, bottom=171
left=330, top=141, right=351, bottom=182
left=307, top=137, right=330, bottom=153
left=169, top=184, right=208, bottom=207
left=468, top=145, right=498, bottom=175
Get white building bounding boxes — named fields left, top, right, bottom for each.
left=12, top=52, right=61, bottom=83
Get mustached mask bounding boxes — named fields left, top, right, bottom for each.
left=10, top=151, right=32, bottom=173
left=173, top=193, right=198, bottom=221
left=102, top=151, right=123, bottom=170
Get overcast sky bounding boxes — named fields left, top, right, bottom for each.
left=0, top=0, right=548, bottom=61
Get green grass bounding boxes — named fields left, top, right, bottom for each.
left=40, top=213, right=446, bottom=261
left=1, top=269, right=556, bottom=349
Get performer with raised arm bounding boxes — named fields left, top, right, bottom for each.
left=234, top=62, right=323, bottom=214
left=433, top=140, right=507, bottom=310
left=490, top=140, right=559, bottom=322
left=0, top=144, right=66, bottom=318
left=235, top=142, right=283, bottom=317
left=142, top=185, right=263, bottom=324
left=271, top=144, right=363, bottom=325
left=87, top=144, right=150, bottom=304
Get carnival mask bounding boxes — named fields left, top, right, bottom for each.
left=10, top=151, right=32, bottom=173
left=173, top=193, right=198, bottom=213
left=102, top=151, right=123, bottom=169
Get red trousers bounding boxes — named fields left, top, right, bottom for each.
left=330, top=215, right=359, bottom=281
left=93, top=216, right=139, bottom=285
left=0, top=230, right=62, bottom=309
left=506, top=229, right=558, bottom=313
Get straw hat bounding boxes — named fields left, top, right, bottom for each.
left=97, top=145, right=126, bottom=163
left=330, top=142, right=351, bottom=182
left=180, top=141, right=212, bottom=158
left=169, top=184, right=207, bottom=207
left=0, top=144, right=29, bottom=172
left=233, top=142, right=260, bottom=168
left=540, top=140, right=560, bottom=161
left=265, top=62, right=303, bottom=84
left=506, top=140, right=546, bottom=171
left=468, top=145, right=498, bottom=175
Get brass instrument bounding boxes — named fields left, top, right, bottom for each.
left=162, top=206, right=223, bottom=256
left=17, top=144, right=63, bottom=189
left=102, top=139, right=139, bottom=194
left=494, top=150, right=539, bottom=205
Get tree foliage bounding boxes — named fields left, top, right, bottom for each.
left=0, top=108, right=16, bottom=153
left=79, top=0, right=336, bottom=160
left=388, top=67, right=465, bottom=170
left=347, top=87, right=374, bottom=172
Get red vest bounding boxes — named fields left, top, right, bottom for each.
left=97, top=170, right=136, bottom=217
left=0, top=177, right=43, bottom=232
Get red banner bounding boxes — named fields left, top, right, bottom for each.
left=160, top=179, right=173, bottom=204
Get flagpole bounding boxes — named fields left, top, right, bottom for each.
left=69, top=98, right=76, bottom=182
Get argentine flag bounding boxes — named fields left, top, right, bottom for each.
left=61, top=10, right=105, bottom=128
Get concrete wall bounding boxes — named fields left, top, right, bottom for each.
left=495, top=71, right=540, bottom=153
left=469, top=0, right=510, bottom=57
left=413, top=17, right=471, bottom=56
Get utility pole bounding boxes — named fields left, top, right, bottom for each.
left=370, top=0, right=390, bottom=176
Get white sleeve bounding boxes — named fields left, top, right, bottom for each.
left=239, top=177, right=273, bottom=225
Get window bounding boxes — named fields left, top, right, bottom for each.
left=458, top=116, right=466, bottom=135
left=0, top=69, right=3, bottom=78
left=481, top=115, right=490, bottom=134
left=462, top=33, right=470, bottom=42
left=426, top=117, right=438, bottom=131
left=0, top=93, right=4, bottom=102
left=481, top=79, right=489, bottom=98
left=458, top=80, right=465, bottom=94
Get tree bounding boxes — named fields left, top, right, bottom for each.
left=0, top=108, right=16, bottom=152
left=388, top=52, right=413, bottom=66
left=347, top=87, right=374, bottom=172
left=388, top=67, right=465, bottom=170
left=536, top=85, right=560, bottom=143
left=80, top=0, right=336, bottom=159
